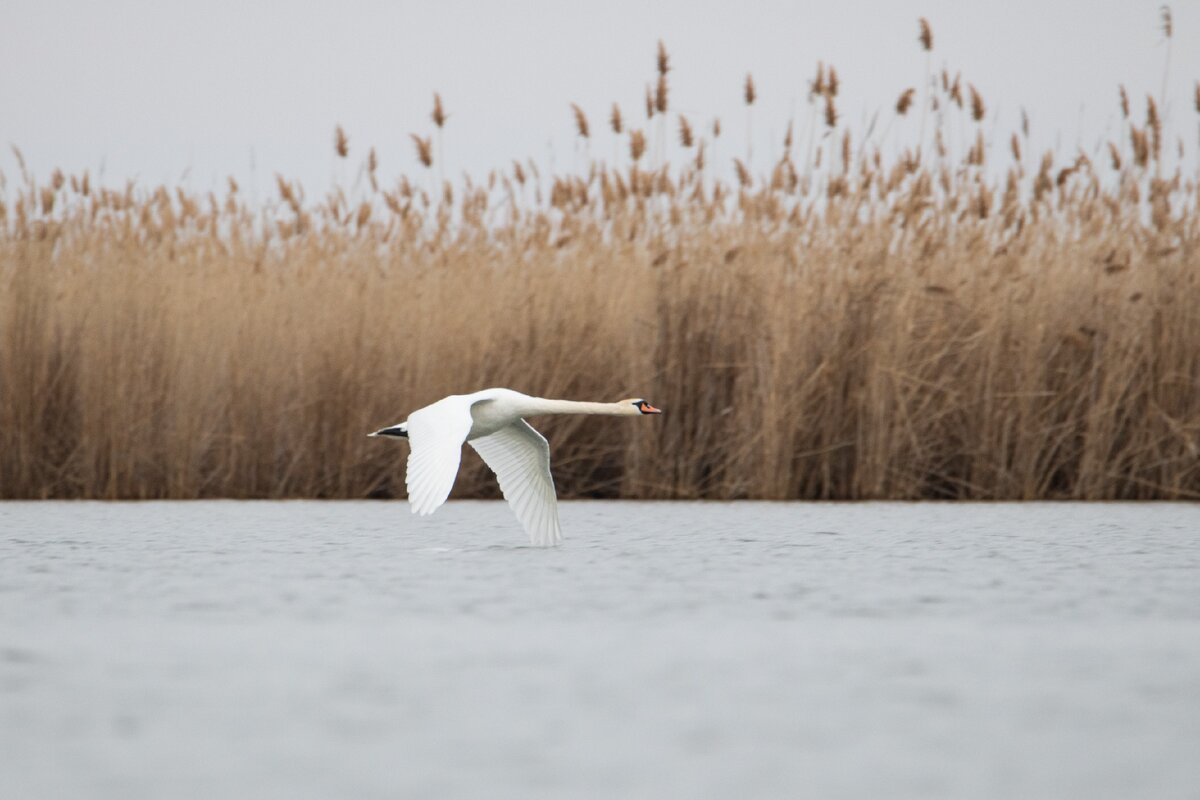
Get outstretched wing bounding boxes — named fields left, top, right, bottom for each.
left=404, top=396, right=474, bottom=516
left=469, top=420, right=562, bottom=547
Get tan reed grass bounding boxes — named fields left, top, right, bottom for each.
left=571, top=104, right=590, bottom=139
left=410, top=134, right=433, bottom=168
left=918, top=18, right=933, bottom=51
left=678, top=116, right=694, bottom=148
left=2, top=27, right=1199, bottom=502
left=969, top=84, right=985, bottom=121
left=629, top=129, right=646, bottom=162
left=949, top=74, right=963, bottom=108
left=431, top=93, right=447, bottom=128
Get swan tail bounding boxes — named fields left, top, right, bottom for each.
left=369, top=423, right=408, bottom=439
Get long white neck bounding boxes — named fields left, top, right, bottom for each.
left=522, top=397, right=634, bottom=417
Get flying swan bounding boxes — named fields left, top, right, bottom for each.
left=369, top=388, right=662, bottom=546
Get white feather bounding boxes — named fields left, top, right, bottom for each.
left=402, top=396, right=474, bottom=516
left=469, top=420, right=561, bottom=547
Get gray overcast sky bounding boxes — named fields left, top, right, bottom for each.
left=2, top=0, right=1196, bottom=198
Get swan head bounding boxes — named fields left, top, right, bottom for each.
left=623, top=398, right=662, bottom=415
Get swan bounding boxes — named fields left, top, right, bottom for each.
left=369, top=388, right=662, bottom=546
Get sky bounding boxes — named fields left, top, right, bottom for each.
left=2, top=0, right=1196, bottom=200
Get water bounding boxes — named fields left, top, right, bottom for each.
left=1, top=501, right=1198, bottom=799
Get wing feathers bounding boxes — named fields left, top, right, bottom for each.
left=404, top=398, right=474, bottom=516
left=400, top=400, right=563, bottom=546
left=469, top=420, right=562, bottom=547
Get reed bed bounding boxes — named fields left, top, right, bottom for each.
left=3, top=25, right=1200, bottom=501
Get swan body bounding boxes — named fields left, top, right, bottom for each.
left=369, top=388, right=661, bottom=546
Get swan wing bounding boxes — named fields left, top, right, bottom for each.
left=469, top=420, right=562, bottom=547
left=404, top=396, right=474, bottom=516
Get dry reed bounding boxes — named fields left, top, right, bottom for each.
left=678, top=116, right=694, bottom=148
left=969, top=84, right=985, bottom=121
left=410, top=134, right=433, bottom=168
left=431, top=93, right=447, bottom=128
left=2, top=24, right=1199, bottom=502
left=629, top=130, right=646, bottom=162
left=655, top=75, right=669, bottom=114
left=824, top=94, right=838, bottom=128
left=918, top=18, right=933, bottom=50
left=571, top=104, right=590, bottom=139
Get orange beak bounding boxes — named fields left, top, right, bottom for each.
left=639, top=402, right=663, bottom=414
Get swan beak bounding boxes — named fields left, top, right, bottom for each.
left=640, top=403, right=663, bottom=414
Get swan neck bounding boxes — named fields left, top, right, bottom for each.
left=527, top=398, right=627, bottom=416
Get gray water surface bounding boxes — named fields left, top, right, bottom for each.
left=2, top=501, right=1198, bottom=799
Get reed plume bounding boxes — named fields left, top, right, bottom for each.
left=733, top=157, right=751, bottom=187
left=410, top=134, right=433, bottom=168
left=678, top=116, right=694, bottom=148
left=629, top=129, right=646, bottom=161
left=571, top=104, right=590, bottom=139
left=1130, top=126, right=1150, bottom=167
left=969, top=84, right=985, bottom=121
left=1146, top=95, right=1162, bottom=161
left=918, top=17, right=933, bottom=51
left=431, top=93, right=447, bottom=128
left=949, top=74, right=963, bottom=108
left=811, top=62, right=826, bottom=99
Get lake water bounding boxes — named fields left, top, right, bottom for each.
left=1, top=501, right=1198, bottom=799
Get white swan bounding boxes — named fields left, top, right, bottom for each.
left=369, top=388, right=662, bottom=546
